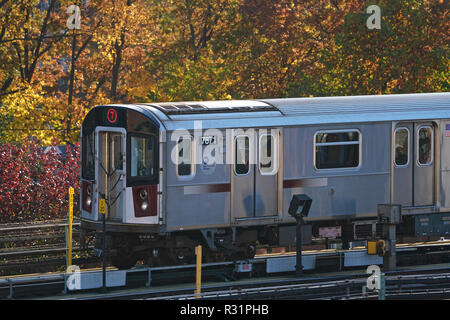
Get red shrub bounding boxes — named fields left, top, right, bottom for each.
left=0, top=141, right=80, bottom=223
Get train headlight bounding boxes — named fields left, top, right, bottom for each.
left=141, top=201, right=148, bottom=211
left=82, top=181, right=93, bottom=213
left=86, top=196, right=92, bottom=207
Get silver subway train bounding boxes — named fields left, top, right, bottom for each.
left=80, top=92, right=450, bottom=268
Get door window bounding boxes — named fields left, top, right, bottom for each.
left=394, top=128, right=409, bottom=166
left=417, top=126, right=433, bottom=166
left=259, top=134, right=277, bottom=175
left=235, top=135, right=250, bottom=175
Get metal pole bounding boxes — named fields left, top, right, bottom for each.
left=102, top=207, right=107, bottom=291
left=68, top=187, right=74, bottom=267
left=295, top=217, right=303, bottom=276
left=102, top=134, right=109, bottom=292
left=195, top=245, right=202, bottom=298
left=8, top=279, right=13, bottom=299
left=378, top=273, right=386, bottom=300
left=63, top=274, right=67, bottom=294
left=383, top=224, right=397, bottom=271
left=146, top=268, right=152, bottom=287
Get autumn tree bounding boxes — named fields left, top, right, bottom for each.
left=0, top=0, right=68, bottom=143
left=0, top=0, right=448, bottom=144
left=288, top=0, right=449, bottom=96
left=144, top=0, right=241, bottom=102
left=0, top=0, right=159, bottom=143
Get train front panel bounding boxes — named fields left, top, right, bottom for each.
left=80, top=105, right=162, bottom=229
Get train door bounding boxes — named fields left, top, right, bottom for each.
left=255, top=130, right=279, bottom=216
left=231, top=128, right=280, bottom=220
left=96, top=128, right=126, bottom=221
left=393, top=122, right=435, bottom=207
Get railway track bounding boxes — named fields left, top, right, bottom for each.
left=51, top=266, right=450, bottom=300
left=3, top=239, right=450, bottom=300
left=0, top=219, right=99, bottom=276
left=0, top=219, right=80, bottom=252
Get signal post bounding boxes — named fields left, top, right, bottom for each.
left=378, top=204, right=402, bottom=271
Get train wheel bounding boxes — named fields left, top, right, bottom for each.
left=110, top=234, right=139, bottom=269
left=167, top=247, right=194, bottom=265
left=148, top=247, right=172, bottom=267
left=111, top=253, right=137, bottom=270
left=235, top=243, right=256, bottom=260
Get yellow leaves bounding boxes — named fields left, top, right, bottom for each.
left=2, top=84, right=51, bottom=143
left=0, top=0, right=447, bottom=144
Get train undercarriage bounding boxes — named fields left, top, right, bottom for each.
left=86, top=226, right=283, bottom=269
left=81, top=215, right=418, bottom=270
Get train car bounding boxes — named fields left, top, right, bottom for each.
left=80, top=92, right=450, bottom=268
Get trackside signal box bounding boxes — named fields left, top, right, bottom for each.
left=367, top=240, right=386, bottom=256
left=367, top=240, right=377, bottom=255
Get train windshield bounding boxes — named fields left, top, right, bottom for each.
left=130, top=135, right=155, bottom=177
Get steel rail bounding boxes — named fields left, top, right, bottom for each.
left=0, top=246, right=85, bottom=257
left=0, top=222, right=80, bottom=232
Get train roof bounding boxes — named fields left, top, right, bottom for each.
left=108, top=92, right=450, bottom=130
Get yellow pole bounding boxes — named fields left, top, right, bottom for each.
left=195, top=245, right=202, bottom=298
left=68, top=187, right=74, bottom=267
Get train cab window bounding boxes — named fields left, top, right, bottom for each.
left=235, top=135, right=250, bottom=175
left=315, top=130, right=360, bottom=170
left=82, top=132, right=95, bottom=180
left=259, top=134, right=276, bottom=175
left=395, top=128, right=409, bottom=166
left=130, top=135, right=154, bottom=177
left=177, top=136, right=194, bottom=176
left=418, top=126, right=433, bottom=166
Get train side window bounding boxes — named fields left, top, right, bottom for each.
left=177, top=135, right=194, bottom=176
left=235, top=135, right=250, bottom=175
left=259, top=134, right=277, bottom=175
left=417, top=126, right=433, bottom=166
left=130, top=135, right=154, bottom=177
left=394, top=128, right=409, bottom=167
left=314, top=130, right=360, bottom=170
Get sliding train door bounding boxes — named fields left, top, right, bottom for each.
left=255, top=130, right=279, bottom=216
left=413, top=122, right=435, bottom=206
left=231, top=128, right=280, bottom=221
left=393, top=122, right=435, bottom=207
